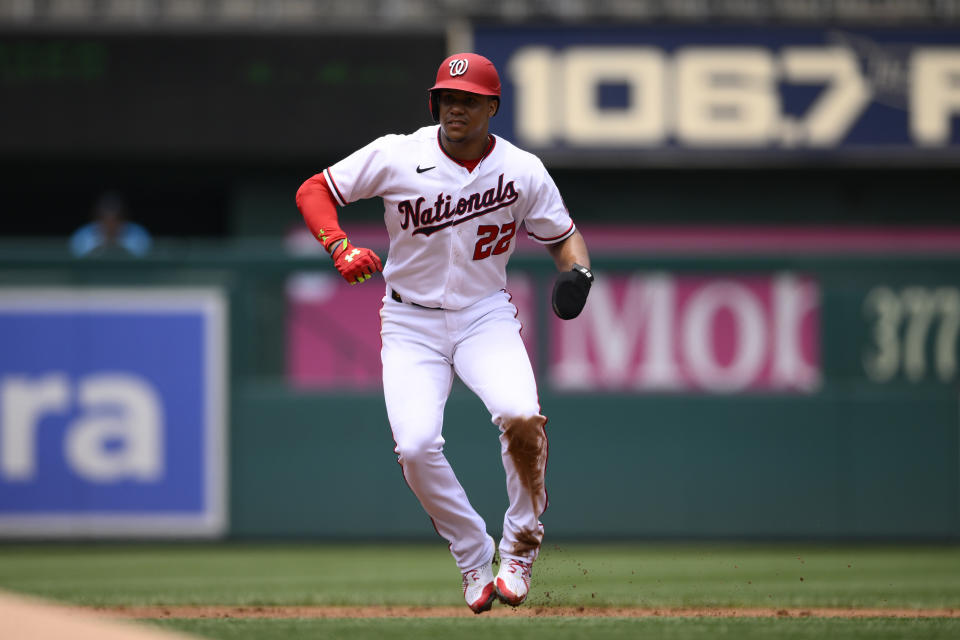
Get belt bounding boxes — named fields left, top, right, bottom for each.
left=390, top=289, right=443, bottom=310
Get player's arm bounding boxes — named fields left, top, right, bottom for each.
left=546, top=230, right=593, bottom=320
left=546, top=229, right=589, bottom=272
left=296, top=173, right=382, bottom=284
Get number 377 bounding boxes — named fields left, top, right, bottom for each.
left=864, top=285, right=960, bottom=383
left=473, top=222, right=516, bottom=260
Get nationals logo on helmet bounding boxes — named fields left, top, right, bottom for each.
left=449, top=58, right=469, bottom=77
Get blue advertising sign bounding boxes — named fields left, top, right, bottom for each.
left=472, top=25, right=960, bottom=164
left=0, top=288, right=227, bottom=537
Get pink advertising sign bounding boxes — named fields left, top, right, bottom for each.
left=286, top=272, right=536, bottom=390
left=286, top=273, right=385, bottom=389
left=550, top=273, right=821, bottom=393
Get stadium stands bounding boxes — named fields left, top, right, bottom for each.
left=1, top=0, right=958, bottom=27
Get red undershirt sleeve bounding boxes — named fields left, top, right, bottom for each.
left=295, top=172, right=348, bottom=251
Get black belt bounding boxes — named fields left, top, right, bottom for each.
left=390, top=289, right=443, bottom=310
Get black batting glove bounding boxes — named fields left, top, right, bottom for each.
left=552, top=263, right=594, bottom=320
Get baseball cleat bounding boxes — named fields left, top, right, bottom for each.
left=495, top=558, right=532, bottom=606
left=462, top=562, right=496, bottom=614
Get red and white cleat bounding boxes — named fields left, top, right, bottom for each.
left=495, top=558, right=532, bottom=606
left=462, top=563, right=496, bottom=614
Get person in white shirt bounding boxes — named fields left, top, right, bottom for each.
left=296, top=52, right=593, bottom=613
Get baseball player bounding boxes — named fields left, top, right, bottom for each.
left=296, top=52, right=593, bottom=613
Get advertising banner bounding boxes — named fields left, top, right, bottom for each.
left=472, top=25, right=960, bottom=164
left=0, top=288, right=227, bottom=537
left=286, top=268, right=820, bottom=394
left=550, top=273, right=820, bottom=393
left=286, top=271, right=536, bottom=389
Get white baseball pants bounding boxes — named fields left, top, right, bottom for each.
left=380, top=288, right=548, bottom=572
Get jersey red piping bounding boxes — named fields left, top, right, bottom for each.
left=323, top=168, right=348, bottom=206
left=528, top=221, right=575, bottom=243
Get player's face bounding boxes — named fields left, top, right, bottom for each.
left=437, top=90, right=497, bottom=144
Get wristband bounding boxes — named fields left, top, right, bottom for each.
left=572, top=263, right=594, bottom=282
left=328, top=238, right=348, bottom=258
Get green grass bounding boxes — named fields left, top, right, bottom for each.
left=1, top=542, right=959, bottom=639
left=1, top=542, right=958, bottom=609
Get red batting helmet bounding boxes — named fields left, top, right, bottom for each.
left=428, top=53, right=501, bottom=121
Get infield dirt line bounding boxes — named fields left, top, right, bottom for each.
left=0, top=592, right=202, bottom=640
left=97, top=605, right=960, bottom=619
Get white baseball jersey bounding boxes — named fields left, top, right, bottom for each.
left=323, top=125, right=575, bottom=310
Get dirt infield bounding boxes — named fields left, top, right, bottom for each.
left=5, top=593, right=958, bottom=639
left=98, top=605, right=960, bottom=619
left=0, top=592, right=202, bottom=640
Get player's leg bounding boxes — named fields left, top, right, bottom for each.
left=381, top=299, right=495, bottom=573
left=451, top=292, right=548, bottom=568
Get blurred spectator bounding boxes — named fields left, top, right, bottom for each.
left=69, top=191, right=152, bottom=257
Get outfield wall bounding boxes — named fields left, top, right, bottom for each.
left=0, top=234, right=958, bottom=539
